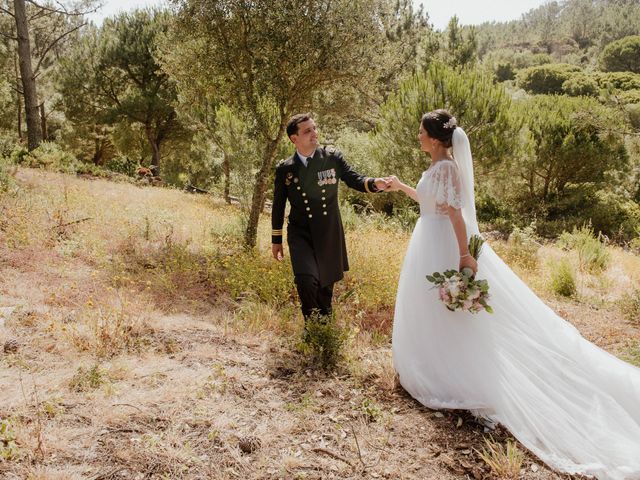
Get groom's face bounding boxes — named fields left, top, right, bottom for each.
left=291, top=119, right=319, bottom=154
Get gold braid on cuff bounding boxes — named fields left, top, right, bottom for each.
left=272, top=229, right=283, bottom=235
left=364, top=178, right=373, bottom=193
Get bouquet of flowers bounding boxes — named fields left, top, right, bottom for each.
left=426, top=235, right=493, bottom=314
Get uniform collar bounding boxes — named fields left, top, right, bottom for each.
left=295, top=148, right=320, bottom=167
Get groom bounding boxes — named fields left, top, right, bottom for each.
left=271, top=113, right=389, bottom=324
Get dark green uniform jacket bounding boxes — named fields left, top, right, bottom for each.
left=271, top=146, right=379, bottom=287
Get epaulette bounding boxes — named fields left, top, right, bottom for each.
left=276, top=158, right=286, bottom=167
left=323, top=145, right=336, bottom=155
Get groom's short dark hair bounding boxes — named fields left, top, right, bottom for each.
left=287, top=113, right=313, bottom=138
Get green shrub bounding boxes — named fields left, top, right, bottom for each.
left=558, top=225, right=610, bottom=273
left=619, top=90, right=640, bottom=105
left=620, top=342, right=640, bottom=367
left=562, top=74, right=599, bottom=97
left=221, top=249, right=294, bottom=306
left=69, top=364, right=108, bottom=391
left=503, top=225, right=540, bottom=271
left=300, top=313, right=347, bottom=370
left=619, top=290, right=640, bottom=324
left=105, top=155, right=138, bottom=176
left=550, top=258, right=577, bottom=297
left=0, top=157, right=16, bottom=193
left=476, top=189, right=512, bottom=223
left=599, top=35, right=640, bottom=74
left=21, top=142, right=79, bottom=173
left=626, top=103, right=640, bottom=130
left=0, top=134, right=19, bottom=160
left=0, top=419, right=21, bottom=461
left=9, top=145, right=28, bottom=165
left=494, top=62, right=515, bottom=82
left=517, top=64, right=582, bottom=94
left=594, top=72, right=640, bottom=91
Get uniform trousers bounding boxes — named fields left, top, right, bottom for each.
left=294, top=274, right=334, bottom=320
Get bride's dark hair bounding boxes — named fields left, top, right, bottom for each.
left=421, top=109, right=457, bottom=148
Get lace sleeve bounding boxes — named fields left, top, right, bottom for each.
left=427, top=161, right=463, bottom=213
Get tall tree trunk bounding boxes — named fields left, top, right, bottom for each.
left=223, top=151, right=231, bottom=204
left=244, top=123, right=286, bottom=248
left=14, top=53, right=22, bottom=141
left=145, top=125, right=161, bottom=177
left=40, top=103, right=47, bottom=140
left=14, top=0, right=42, bottom=150
left=92, top=137, right=104, bottom=165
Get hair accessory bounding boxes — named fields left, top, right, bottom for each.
left=443, top=117, right=457, bottom=129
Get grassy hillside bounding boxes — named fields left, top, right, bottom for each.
left=0, top=168, right=638, bottom=479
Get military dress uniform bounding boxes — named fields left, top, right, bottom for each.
left=271, top=146, right=381, bottom=320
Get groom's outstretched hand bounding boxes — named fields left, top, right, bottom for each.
left=272, top=243, right=284, bottom=261
left=374, top=177, right=390, bottom=192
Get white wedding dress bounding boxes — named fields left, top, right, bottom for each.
left=392, top=129, right=640, bottom=480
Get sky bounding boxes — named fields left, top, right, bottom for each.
left=88, top=0, right=551, bottom=30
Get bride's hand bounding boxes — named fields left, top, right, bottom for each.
left=459, top=254, right=478, bottom=276
left=384, top=175, right=402, bottom=192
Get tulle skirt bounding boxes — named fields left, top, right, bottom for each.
left=392, top=214, right=640, bottom=480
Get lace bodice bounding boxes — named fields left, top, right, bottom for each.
left=415, top=159, right=463, bottom=216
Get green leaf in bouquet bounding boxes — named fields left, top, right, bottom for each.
left=426, top=275, right=436, bottom=283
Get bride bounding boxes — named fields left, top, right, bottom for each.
left=386, top=109, right=640, bottom=480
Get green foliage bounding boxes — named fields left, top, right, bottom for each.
left=20, top=141, right=79, bottom=173
left=562, top=74, right=599, bottom=97
left=583, top=190, right=640, bottom=242
left=599, top=35, right=640, bottom=73
left=517, top=64, right=582, bottom=95
left=558, top=224, right=610, bottom=273
left=300, top=313, right=347, bottom=370
left=550, top=258, right=577, bottom=297
left=482, top=48, right=551, bottom=73
left=594, top=72, right=640, bottom=91
left=221, top=250, right=294, bottom=306
left=0, top=418, right=20, bottom=461
left=494, top=62, right=515, bottom=82
left=57, top=11, right=180, bottom=177
left=69, top=364, right=108, bottom=392
left=0, top=157, right=17, bottom=193
left=516, top=95, right=627, bottom=204
left=619, top=341, right=640, bottom=367
left=501, top=225, right=541, bottom=271
left=619, top=290, right=640, bottom=324
left=373, top=62, right=520, bottom=207
left=626, top=103, right=640, bottom=131
left=444, top=16, right=477, bottom=69
left=105, top=155, right=138, bottom=177
left=359, top=398, right=383, bottom=423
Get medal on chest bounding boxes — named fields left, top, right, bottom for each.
left=318, top=168, right=337, bottom=186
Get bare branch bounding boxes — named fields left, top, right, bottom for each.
left=0, top=5, right=15, bottom=16
left=34, top=22, right=86, bottom=75
left=25, top=0, right=98, bottom=16
left=0, top=29, right=18, bottom=41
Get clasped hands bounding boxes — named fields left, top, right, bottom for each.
left=374, top=176, right=402, bottom=192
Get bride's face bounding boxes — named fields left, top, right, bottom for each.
left=418, top=124, right=432, bottom=154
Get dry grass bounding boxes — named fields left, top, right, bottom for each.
left=1, top=168, right=637, bottom=480
left=477, top=436, right=525, bottom=479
